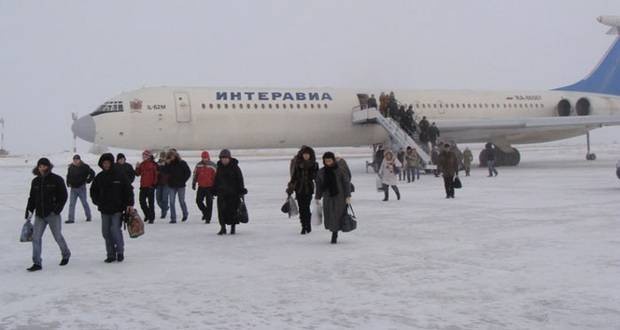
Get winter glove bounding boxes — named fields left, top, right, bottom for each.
left=192, top=183, right=196, bottom=190
left=25, top=210, right=33, bottom=220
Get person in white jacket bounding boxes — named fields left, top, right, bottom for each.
left=379, top=150, right=402, bottom=201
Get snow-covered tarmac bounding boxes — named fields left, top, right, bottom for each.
left=1, top=144, right=619, bottom=330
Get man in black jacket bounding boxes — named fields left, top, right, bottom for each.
left=25, top=158, right=71, bottom=272
left=65, top=154, right=95, bottom=223
left=91, top=153, right=134, bottom=263
left=116, top=153, right=136, bottom=185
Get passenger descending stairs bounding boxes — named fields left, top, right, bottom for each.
left=352, top=107, right=435, bottom=169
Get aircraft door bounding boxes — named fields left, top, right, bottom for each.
left=174, top=92, right=192, bottom=123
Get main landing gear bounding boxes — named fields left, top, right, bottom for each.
left=585, top=132, right=596, bottom=161
left=479, top=143, right=521, bottom=167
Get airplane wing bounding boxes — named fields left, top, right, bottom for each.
left=437, top=115, right=620, bottom=131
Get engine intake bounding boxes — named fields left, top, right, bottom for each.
left=557, top=99, right=571, bottom=116
left=576, top=97, right=591, bottom=116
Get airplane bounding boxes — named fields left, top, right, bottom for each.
left=72, top=16, right=620, bottom=166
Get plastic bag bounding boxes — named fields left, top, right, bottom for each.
left=288, top=196, right=299, bottom=218
left=20, top=220, right=33, bottom=242
left=312, top=200, right=323, bottom=226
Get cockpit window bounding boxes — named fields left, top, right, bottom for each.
left=91, top=101, right=124, bottom=116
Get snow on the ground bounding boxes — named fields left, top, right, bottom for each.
left=0, top=144, right=619, bottom=330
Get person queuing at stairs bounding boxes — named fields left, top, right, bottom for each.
left=379, top=150, right=402, bottom=202
left=25, top=158, right=71, bottom=272
left=405, top=146, right=421, bottom=182
left=315, top=152, right=352, bottom=244
left=397, top=148, right=406, bottom=182
left=418, top=116, right=430, bottom=151
left=368, top=94, right=378, bottom=109
left=115, top=153, right=136, bottom=186
left=286, top=146, right=319, bottom=235
left=155, top=151, right=170, bottom=219
left=192, top=151, right=217, bottom=223
left=379, top=93, right=389, bottom=117
left=90, top=153, right=134, bottom=263
left=402, top=105, right=416, bottom=135
left=387, top=92, right=398, bottom=118
left=135, top=150, right=159, bottom=224
left=65, top=154, right=95, bottom=224
left=431, top=146, right=441, bottom=177
left=163, top=149, right=191, bottom=223
left=462, top=147, right=474, bottom=176
left=437, top=143, right=460, bottom=199
left=428, top=122, right=441, bottom=148
left=213, top=149, right=247, bottom=236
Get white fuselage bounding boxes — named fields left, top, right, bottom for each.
left=86, top=87, right=620, bottom=150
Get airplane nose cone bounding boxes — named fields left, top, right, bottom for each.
left=72, top=115, right=96, bottom=143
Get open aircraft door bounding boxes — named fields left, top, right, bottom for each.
left=174, top=92, right=192, bottom=123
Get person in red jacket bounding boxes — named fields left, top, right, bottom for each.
left=135, top=150, right=159, bottom=223
left=192, top=151, right=216, bottom=223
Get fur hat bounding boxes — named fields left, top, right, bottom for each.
left=219, top=149, right=231, bottom=159
left=322, top=152, right=336, bottom=160
left=37, top=157, right=52, bottom=167
left=98, top=153, right=115, bottom=169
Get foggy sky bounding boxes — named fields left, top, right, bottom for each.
left=1, top=0, right=619, bottom=154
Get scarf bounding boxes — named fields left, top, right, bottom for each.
left=324, top=163, right=339, bottom=197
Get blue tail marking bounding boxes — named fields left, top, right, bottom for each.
left=556, top=37, right=620, bottom=96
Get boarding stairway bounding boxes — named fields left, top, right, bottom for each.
left=352, top=107, right=435, bottom=170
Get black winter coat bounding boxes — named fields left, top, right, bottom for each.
left=90, top=168, right=134, bottom=214
left=116, top=163, right=136, bottom=184
left=287, top=160, right=318, bottom=196
left=163, top=160, right=191, bottom=188
left=26, top=171, right=68, bottom=218
left=214, top=158, right=246, bottom=197
left=66, top=163, right=95, bottom=188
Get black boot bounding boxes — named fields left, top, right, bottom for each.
left=59, top=257, right=70, bottom=266
left=217, top=226, right=226, bottom=235
left=394, top=186, right=401, bottom=200
left=331, top=231, right=338, bottom=244
left=117, top=253, right=124, bottom=262
left=27, top=264, right=42, bottom=272
left=104, top=256, right=116, bottom=263
left=301, top=228, right=307, bottom=235
left=382, top=189, right=389, bottom=202
left=230, top=225, right=236, bottom=235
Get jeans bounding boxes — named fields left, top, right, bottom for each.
left=406, top=166, right=420, bottom=182
left=156, top=185, right=170, bottom=216
left=169, top=187, right=188, bottom=221
left=101, top=212, right=124, bottom=258
left=196, top=187, right=214, bottom=221
left=139, top=187, right=156, bottom=221
left=32, top=213, right=71, bottom=265
left=488, top=160, right=498, bottom=176
left=68, top=185, right=91, bottom=221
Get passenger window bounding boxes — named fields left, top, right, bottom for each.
left=217, top=104, right=221, bottom=109
left=324, top=104, right=328, bottom=109
left=209, top=104, right=214, bottom=109
left=224, top=104, right=228, bottom=109
left=304, top=104, right=308, bottom=109
left=311, top=104, right=315, bottom=109
left=275, top=104, right=279, bottom=109
left=201, top=103, right=205, bottom=109
left=297, top=104, right=301, bottom=109
left=232, top=104, right=236, bottom=109
left=269, top=104, right=272, bottom=109
left=261, top=104, right=265, bottom=109
left=317, top=104, right=322, bottom=109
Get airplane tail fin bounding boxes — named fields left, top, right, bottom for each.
left=557, top=22, right=620, bottom=96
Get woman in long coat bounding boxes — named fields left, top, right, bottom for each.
left=379, top=150, right=402, bottom=201
left=315, top=152, right=351, bottom=244
left=213, top=149, right=247, bottom=235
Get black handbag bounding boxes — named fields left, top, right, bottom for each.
left=237, top=198, right=249, bottom=223
left=453, top=176, right=462, bottom=189
left=341, top=205, right=357, bottom=232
